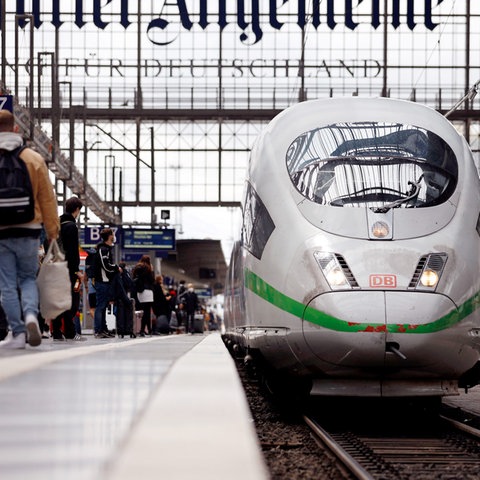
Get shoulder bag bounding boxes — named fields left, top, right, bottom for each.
left=37, top=239, right=72, bottom=319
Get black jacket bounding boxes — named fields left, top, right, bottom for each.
left=58, top=213, right=80, bottom=282
left=94, top=242, right=119, bottom=283
left=132, top=264, right=154, bottom=292
left=152, top=283, right=171, bottom=317
left=180, top=290, right=199, bottom=314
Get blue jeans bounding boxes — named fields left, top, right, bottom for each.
left=0, top=236, right=40, bottom=336
left=94, top=281, right=111, bottom=334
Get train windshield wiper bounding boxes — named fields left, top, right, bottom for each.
left=372, top=175, right=423, bottom=213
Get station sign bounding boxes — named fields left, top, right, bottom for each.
left=80, top=226, right=121, bottom=248
left=122, top=228, right=175, bottom=250
left=0, top=95, right=13, bottom=112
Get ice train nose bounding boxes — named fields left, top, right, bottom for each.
left=302, top=291, right=457, bottom=368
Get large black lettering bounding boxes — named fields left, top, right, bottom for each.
left=425, top=0, right=443, bottom=30
left=147, top=0, right=193, bottom=46
left=75, top=0, right=86, bottom=28
left=93, top=0, right=111, bottom=29
left=327, top=0, right=336, bottom=29
left=371, top=0, right=380, bottom=28
left=31, top=0, right=42, bottom=28
left=345, top=0, right=361, bottom=30
left=270, top=0, right=285, bottom=30
left=52, top=0, right=63, bottom=28
left=392, top=0, right=416, bottom=30
left=120, top=0, right=131, bottom=28
left=237, top=0, right=263, bottom=44
left=174, top=0, right=193, bottom=29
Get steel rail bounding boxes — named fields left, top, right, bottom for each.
left=303, top=414, right=374, bottom=480
left=439, top=413, right=480, bottom=439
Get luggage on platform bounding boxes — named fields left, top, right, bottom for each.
left=193, top=313, right=204, bottom=334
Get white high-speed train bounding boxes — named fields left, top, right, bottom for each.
left=223, top=97, right=480, bottom=398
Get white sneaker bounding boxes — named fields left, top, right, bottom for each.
left=0, top=331, right=26, bottom=350
left=25, top=314, right=42, bottom=347
left=71, top=334, right=87, bottom=342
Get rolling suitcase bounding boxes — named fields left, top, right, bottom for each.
left=193, top=313, right=204, bottom=334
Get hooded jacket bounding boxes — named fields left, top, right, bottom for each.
left=0, top=132, right=59, bottom=240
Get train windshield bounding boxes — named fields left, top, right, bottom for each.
left=286, top=122, right=458, bottom=209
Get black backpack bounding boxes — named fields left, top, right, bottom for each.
left=0, top=146, right=34, bottom=225
left=84, top=248, right=98, bottom=279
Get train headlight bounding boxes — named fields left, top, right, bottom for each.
left=408, top=253, right=447, bottom=291
left=372, top=221, right=389, bottom=239
left=420, top=269, right=439, bottom=287
left=314, top=252, right=357, bottom=290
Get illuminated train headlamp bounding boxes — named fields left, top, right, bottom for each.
left=409, top=253, right=448, bottom=291
left=314, top=252, right=357, bottom=290
left=420, top=269, right=439, bottom=287
left=372, top=221, right=390, bottom=239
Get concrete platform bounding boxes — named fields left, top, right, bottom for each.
left=443, top=385, right=480, bottom=416
left=0, top=333, right=269, bottom=480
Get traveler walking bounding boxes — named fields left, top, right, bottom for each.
left=180, top=283, right=199, bottom=334
left=0, top=110, right=59, bottom=349
left=132, top=255, right=155, bottom=336
left=52, top=196, right=85, bottom=341
left=93, top=228, right=121, bottom=338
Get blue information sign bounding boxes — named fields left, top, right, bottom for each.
left=122, top=228, right=175, bottom=250
left=0, top=95, right=13, bottom=113
left=81, top=226, right=121, bottom=248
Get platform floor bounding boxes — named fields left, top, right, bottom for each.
left=0, top=333, right=269, bottom=480
left=443, top=385, right=480, bottom=416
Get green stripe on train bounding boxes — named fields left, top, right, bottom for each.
left=244, top=268, right=480, bottom=334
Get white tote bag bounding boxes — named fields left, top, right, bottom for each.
left=37, top=239, right=72, bottom=319
left=137, top=288, right=154, bottom=303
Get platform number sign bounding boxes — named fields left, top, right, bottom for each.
left=0, top=95, right=13, bottom=113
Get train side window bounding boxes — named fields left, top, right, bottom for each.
left=286, top=122, right=458, bottom=209
left=242, top=183, right=275, bottom=259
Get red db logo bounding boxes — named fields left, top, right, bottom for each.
left=369, top=274, right=397, bottom=288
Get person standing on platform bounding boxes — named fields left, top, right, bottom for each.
left=0, top=110, right=59, bottom=349
left=152, top=275, right=172, bottom=334
left=52, top=196, right=85, bottom=341
left=181, top=283, right=199, bottom=334
left=93, top=228, right=121, bottom=338
left=113, top=262, right=135, bottom=338
left=132, top=255, right=155, bottom=336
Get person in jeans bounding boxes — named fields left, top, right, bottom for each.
left=0, top=110, right=59, bottom=349
left=93, top=228, right=121, bottom=338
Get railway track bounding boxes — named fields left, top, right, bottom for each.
left=304, top=405, right=480, bottom=479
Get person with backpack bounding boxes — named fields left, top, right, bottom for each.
left=51, top=196, right=85, bottom=341
left=93, top=228, right=121, bottom=338
left=0, top=109, right=59, bottom=350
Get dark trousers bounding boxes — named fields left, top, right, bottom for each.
left=115, top=299, right=133, bottom=335
left=185, top=311, right=195, bottom=333
left=52, top=286, right=80, bottom=339
left=0, top=303, right=7, bottom=340
left=138, top=302, right=152, bottom=334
